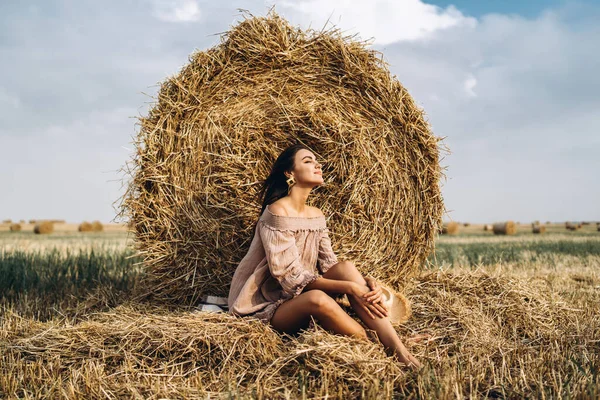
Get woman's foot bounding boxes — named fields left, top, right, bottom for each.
left=394, top=351, right=422, bottom=370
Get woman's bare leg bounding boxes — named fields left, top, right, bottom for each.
left=323, top=261, right=421, bottom=368
left=270, top=289, right=368, bottom=340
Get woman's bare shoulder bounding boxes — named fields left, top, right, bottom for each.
left=267, top=202, right=288, bottom=216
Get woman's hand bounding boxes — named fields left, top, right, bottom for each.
left=348, top=282, right=388, bottom=319
left=363, top=276, right=385, bottom=306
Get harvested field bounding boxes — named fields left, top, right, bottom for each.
left=1, top=228, right=599, bottom=398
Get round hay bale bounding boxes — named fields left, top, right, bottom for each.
left=492, top=221, right=517, bottom=235
left=483, top=224, right=493, bottom=232
left=441, top=222, right=459, bottom=235
left=2, top=219, right=11, bottom=224
left=463, top=222, right=470, bottom=227
left=28, top=219, right=36, bottom=224
left=117, top=12, right=445, bottom=304
left=532, top=224, right=546, bottom=234
left=9, top=223, right=21, bottom=232
left=91, top=220, right=104, bottom=232
left=565, top=222, right=579, bottom=231
left=78, top=221, right=93, bottom=232
left=33, top=221, right=54, bottom=234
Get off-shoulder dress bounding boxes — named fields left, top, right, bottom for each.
left=227, top=205, right=339, bottom=324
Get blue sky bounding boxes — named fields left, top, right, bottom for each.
left=0, top=0, right=598, bottom=224
left=428, top=0, right=570, bottom=18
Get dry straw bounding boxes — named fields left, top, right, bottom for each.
left=33, top=221, right=54, bottom=234
left=3, top=270, right=597, bottom=398
left=78, top=222, right=93, bottom=232
left=492, top=221, right=517, bottom=235
left=116, top=11, right=445, bottom=304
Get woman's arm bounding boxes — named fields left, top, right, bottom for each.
left=304, top=276, right=357, bottom=295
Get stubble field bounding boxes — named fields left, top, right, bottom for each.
left=1, top=223, right=598, bottom=398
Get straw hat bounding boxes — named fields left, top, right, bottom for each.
left=380, top=284, right=412, bottom=325
left=338, top=284, right=412, bottom=324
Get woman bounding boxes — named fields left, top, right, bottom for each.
left=228, top=143, right=422, bottom=368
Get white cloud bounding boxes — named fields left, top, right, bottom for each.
left=152, top=0, right=201, bottom=22
left=272, top=0, right=476, bottom=44
left=378, top=6, right=600, bottom=222
left=463, top=75, right=477, bottom=97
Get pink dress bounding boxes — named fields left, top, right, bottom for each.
left=227, top=205, right=339, bottom=324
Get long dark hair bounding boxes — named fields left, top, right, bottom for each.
left=255, top=143, right=311, bottom=221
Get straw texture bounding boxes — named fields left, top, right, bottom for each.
left=3, top=270, right=597, bottom=398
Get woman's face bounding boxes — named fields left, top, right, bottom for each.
left=288, top=149, right=323, bottom=185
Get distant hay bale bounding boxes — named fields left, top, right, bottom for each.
left=532, top=224, right=546, bottom=234
left=50, top=219, right=66, bottom=224
left=2, top=219, right=11, bottom=224
left=441, top=222, right=459, bottom=235
left=117, top=11, right=445, bottom=304
left=463, top=222, right=470, bottom=227
left=33, top=221, right=54, bottom=234
left=492, top=221, right=517, bottom=235
left=565, top=222, right=579, bottom=231
left=9, top=223, right=21, bottom=232
left=91, top=220, right=104, bottom=232
left=483, top=224, right=493, bottom=232
left=78, top=222, right=93, bottom=232
left=28, top=219, right=36, bottom=224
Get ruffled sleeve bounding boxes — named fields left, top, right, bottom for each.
left=258, top=222, right=319, bottom=298
left=317, top=228, right=338, bottom=274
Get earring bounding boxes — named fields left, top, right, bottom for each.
left=286, top=175, right=296, bottom=192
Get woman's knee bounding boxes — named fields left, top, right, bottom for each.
left=304, top=290, right=339, bottom=315
left=336, top=260, right=367, bottom=285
